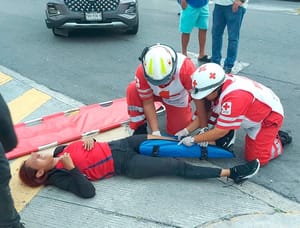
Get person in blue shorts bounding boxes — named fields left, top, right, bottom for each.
left=179, top=0, right=210, bottom=63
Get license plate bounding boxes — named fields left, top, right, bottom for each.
left=85, top=12, right=102, bottom=21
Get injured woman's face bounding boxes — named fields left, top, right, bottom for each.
left=25, top=153, right=57, bottom=171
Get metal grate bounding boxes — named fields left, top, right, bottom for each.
left=64, top=0, right=120, bottom=12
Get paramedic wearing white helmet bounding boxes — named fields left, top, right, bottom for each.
left=126, top=44, right=208, bottom=136
left=179, top=63, right=291, bottom=166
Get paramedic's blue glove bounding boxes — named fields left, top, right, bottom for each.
left=175, top=128, right=189, bottom=140
left=178, top=136, right=195, bottom=147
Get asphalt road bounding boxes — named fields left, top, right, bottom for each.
left=1, top=0, right=300, bottom=202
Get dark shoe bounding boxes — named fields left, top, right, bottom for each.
left=197, top=55, right=211, bottom=63
left=216, top=130, right=236, bottom=151
left=224, top=68, right=232, bottom=74
left=13, top=222, right=25, bottom=228
left=229, top=159, right=260, bottom=184
left=279, top=130, right=292, bottom=147
left=133, top=123, right=148, bottom=135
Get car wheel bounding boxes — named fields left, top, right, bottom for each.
left=125, top=18, right=139, bottom=35
left=52, top=28, right=69, bottom=37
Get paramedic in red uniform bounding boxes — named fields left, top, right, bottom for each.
left=126, top=43, right=208, bottom=136
left=178, top=63, right=291, bottom=166
left=19, top=134, right=260, bottom=198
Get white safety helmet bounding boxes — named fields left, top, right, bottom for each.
left=139, top=44, right=177, bottom=86
left=191, top=63, right=226, bottom=99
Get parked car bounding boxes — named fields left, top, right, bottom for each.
left=45, top=0, right=139, bottom=37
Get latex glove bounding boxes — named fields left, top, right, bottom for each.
left=175, top=128, right=189, bottom=140
left=178, top=136, right=195, bottom=147
left=152, top=130, right=161, bottom=136
left=197, top=127, right=209, bottom=147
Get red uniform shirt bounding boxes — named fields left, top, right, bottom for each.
left=56, top=141, right=114, bottom=181
left=210, top=75, right=283, bottom=140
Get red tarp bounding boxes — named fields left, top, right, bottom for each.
left=6, top=98, right=163, bottom=160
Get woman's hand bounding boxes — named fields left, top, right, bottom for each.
left=181, top=0, right=187, bottom=10
left=83, top=138, right=95, bottom=151
left=233, top=0, right=242, bottom=12
left=59, top=153, right=75, bottom=170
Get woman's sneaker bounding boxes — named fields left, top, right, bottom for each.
left=229, top=159, right=260, bottom=184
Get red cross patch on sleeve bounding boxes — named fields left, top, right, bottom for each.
left=221, top=102, right=232, bottom=115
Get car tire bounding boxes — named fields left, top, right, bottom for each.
left=52, top=28, right=69, bottom=37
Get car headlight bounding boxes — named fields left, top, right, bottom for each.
left=47, top=3, right=61, bottom=16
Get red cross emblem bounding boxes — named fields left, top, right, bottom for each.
left=221, top=102, right=232, bottom=115
left=209, top=72, right=216, bottom=79
left=193, top=79, right=198, bottom=88
left=223, top=102, right=230, bottom=110
left=198, top=65, right=207, bottom=72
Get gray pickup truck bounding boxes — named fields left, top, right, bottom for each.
left=45, top=0, right=139, bottom=37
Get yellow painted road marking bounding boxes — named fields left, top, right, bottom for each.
left=8, top=88, right=51, bottom=124
left=5, top=87, right=51, bottom=212
left=0, top=72, right=12, bottom=85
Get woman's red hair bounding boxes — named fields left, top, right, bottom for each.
left=19, top=161, right=49, bottom=187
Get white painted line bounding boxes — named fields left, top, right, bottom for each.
left=187, top=51, right=250, bottom=74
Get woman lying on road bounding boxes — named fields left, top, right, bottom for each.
left=19, top=134, right=260, bottom=198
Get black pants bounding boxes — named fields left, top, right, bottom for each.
left=109, top=135, right=221, bottom=179
left=0, top=94, right=22, bottom=228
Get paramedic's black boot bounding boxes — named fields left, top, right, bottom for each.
left=133, top=123, right=148, bottom=135
left=278, top=130, right=292, bottom=147
left=216, top=130, right=236, bottom=151
left=229, top=159, right=260, bottom=184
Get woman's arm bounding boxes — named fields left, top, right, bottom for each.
left=47, top=168, right=96, bottom=198
left=47, top=152, right=95, bottom=198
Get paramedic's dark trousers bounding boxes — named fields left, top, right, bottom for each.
left=0, top=94, right=22, bottom=228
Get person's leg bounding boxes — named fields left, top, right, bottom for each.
left=0, top=144, right=22, bottom=228
left=198, top=29, right=207, bottom=58
left=211, top=4, right=226, bottom=65
left=223, top=6, right=246, bottom=71
left=179, top=4, right=195, bottom=56
left=125, top=153, right=260, bottom=184
left=126, top=154, right=222, bottom=179
left=126, top=81, right=147, bottom=133
left=181, top=33, right=190, bottom=56
left=245, top=112, right=283, bottom=166
left=196, top=4, right=209, bottom=59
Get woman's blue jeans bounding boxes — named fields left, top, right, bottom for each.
left=211, top=4, right=246, bottom=71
